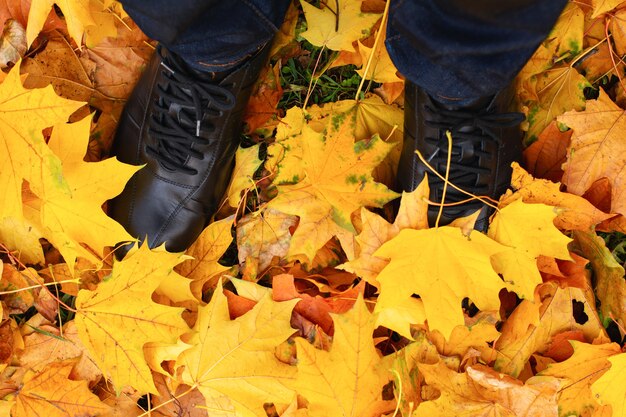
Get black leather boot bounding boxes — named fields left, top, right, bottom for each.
left=109, top=44, right=270, bottom=256
left=397, top=81, right=524, bottom=231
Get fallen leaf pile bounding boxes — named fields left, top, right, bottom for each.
left=2, top=0, right=626, bottom=416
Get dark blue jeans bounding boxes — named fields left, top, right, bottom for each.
left=121, top=0, right=566, bottom=105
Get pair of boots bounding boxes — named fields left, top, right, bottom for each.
left=109, top=42, right=524, bottom=256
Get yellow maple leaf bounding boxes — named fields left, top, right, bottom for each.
left=84, top=0, right=118, bottom=47
left=415, top=362, right=560, bottom=417
left=559, top=90, right=626, bottom=218
left=592, top=352, right=626, bottom=417
left=356, top=38, right=402, bottom=84
left=0, top=400, right=12, bottom=417
left=300, top=0, right=380, bottom=52
left=546, top=2, right=584, bottom=57
left=340, top=178, right=429, bottom=287
left=269, top=96, right=404, bottom=190
left=292, top=295, right=392, bottom=417
left=540, top=341, right=620, bottom=417
left=590, top=0, right=624, bottom=18
left=0, top=216, right=44, bottom=265
left=177, top=280, right=298, bottom=417
left=525, top=65, right=589, bottom=143
left=175, top=217, right=233, bottom=298
left=268, top=110, right=398, bottom=262
left=488, top=199, right=572, bottom=299
left=306, top=96, right=404, bottom=186
left=75, top=243, right=190, bottom=394
left=27, top=0, right=96, bottom=46
left=31, top=115, right=137, bottom=268
left=374, top=226, right=509, bottom=339
left=12, top=360, right=111, bottom=417
left=266, top=106, right=307, bottom=185
left=506, top=163, right=612, bottom=231
left=225, top=144, right=262, bottom=208
left=0, top=62, right=82, bottom=222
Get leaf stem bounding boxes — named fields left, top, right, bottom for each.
left=435, top=131, right=453, bottom=228
left=604, top=17, right=626, bottom=97
left=0, top=279, right=80, bottom=296
left=355, top=0, right=391, bottom=101
left=136, top=385, right=197, bottom=417
left=390, top=369, right=402, bottom=417
left=303, top=44, right=326, bottom=108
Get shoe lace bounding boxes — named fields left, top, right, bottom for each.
left=146, top=46, right=236, bottom=175
left=422, top=100, right=524, bottom=215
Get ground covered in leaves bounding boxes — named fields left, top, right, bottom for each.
left=1, top=0, right=626, bottom=416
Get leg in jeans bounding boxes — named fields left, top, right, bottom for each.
left=386, top=0, right=568, bottom=105
left=120, top=0, right=291, bottom=71
left=388, top=0, right=567, bottom=229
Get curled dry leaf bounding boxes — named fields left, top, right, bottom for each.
left=0, top=264, right=37, bottom=314
left=574, top=230, right=626, bottom=336
left=273, top=273, right=363, bottom=335
left=415, top=362, right=560, bottom=417
left=236, top=208, right=298, bottom=276
left=0, top=19, right=25, bottom=68
left=495, top=281, right=607, bottom=378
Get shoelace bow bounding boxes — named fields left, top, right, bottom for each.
left=423, top=102, right=524, bottom=215
left=146, top=46, right=236, bottom=175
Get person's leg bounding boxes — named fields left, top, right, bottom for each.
left=110, top=1, right=290, bottom=257
left=388, top=0, right=567, bottom=229
left=121, top=0, right=291, bottom=71
left=386, top=0, right=567, bottom=105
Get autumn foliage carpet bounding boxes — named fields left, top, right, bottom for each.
left=2, top=1, right=626, bottom=416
